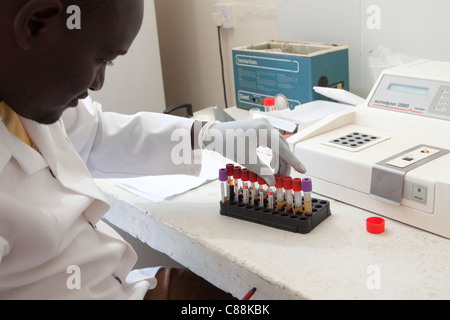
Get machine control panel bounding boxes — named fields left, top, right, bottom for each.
left=429, top=86, right=450, bottom=117
left=369, top=75, right=450, bottom=121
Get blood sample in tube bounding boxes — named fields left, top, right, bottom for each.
left=303, top=178, right=313, bottom=215
left=226, top=164, right=235, bottom=201
left=241, top=168, right=250, bottom=204
left=219, top=168, right=229, bottom=203
left=275, top=175, right=284, bottom=211
left=257, top=175, right=267, bottom=208
left=249, top=170, right=258, bottom=206
left=283, top=176, right=293, bottom=214
left=233, top=166, right=242, bottom=202
left=293, top=178, right=302, bottom=214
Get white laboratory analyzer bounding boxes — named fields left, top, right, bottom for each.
left=288, top=60, right=450, bottom=238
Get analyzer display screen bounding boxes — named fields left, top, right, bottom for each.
left=388, top=83, right=429, bottom=96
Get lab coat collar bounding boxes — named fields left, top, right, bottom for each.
left=0, top=120, right=48, bottom=175
left=19, top=117, right=60, bottom=175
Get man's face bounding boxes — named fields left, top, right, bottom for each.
left=2, top=0, right=144, bottom=124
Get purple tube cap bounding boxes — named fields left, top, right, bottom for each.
left=302, top=178, right=312, bottom=192
left=219, top=168, right=228, bottom=181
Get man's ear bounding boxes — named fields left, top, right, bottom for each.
left=14, top=0, right=64, bottom=50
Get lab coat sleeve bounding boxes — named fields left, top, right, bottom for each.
left=61, top=97, right=202, bottom=178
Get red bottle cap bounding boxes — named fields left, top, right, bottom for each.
left=283, top=176, right=292, bottom=189
left=257, top=175, right=266, bottom=185
left=292, top=178, right=302, bottom=192
left=241, top=168, right=249, bottom=181
left=275, top=175, right=283, bottom=188
left=264, top=97, right=275, bottom=106
left=233, top=166, right=241, bottom=179
left=249, top=171, right=257, bottom=183
left=366, top=217, right=385, bottom=234
left=226, top=163, right=234, bottom=176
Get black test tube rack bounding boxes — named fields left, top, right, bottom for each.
left=219, top=197, right=331, bottom=234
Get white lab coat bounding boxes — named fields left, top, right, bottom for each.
left=0, top=97, right=200, bottom=299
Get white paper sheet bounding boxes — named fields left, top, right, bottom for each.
left=112, top=153, right=227, bottom=203
left=278, top=100, right=355, bottom=123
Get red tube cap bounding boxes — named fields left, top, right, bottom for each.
left=292, top=178, right=302, bottom=192
left=366, top=217, right=385, bottom=234
left=233, top=166, right=241, bottom=179
left=257, top=175, right=266, bottom=185
left=283, top=176, right=292, bottom=189
left=241, top=168, right=249, bottom=181
left=249, top=171, right=257, bottom=183
left=226, top=163, right=234, bottom=176
left=275, top=175, right=283, bottom=188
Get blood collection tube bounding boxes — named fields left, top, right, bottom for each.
left=219, top=168, right=229, bottom=203
left=241, top=168, right=250, bottom=204
left=275, top=174, right=284, bottom=211
left=249, top=170, right=258, bottom=206
left=303, top=178, right=313, bottom=215
left=257, top=176, right=267, bottom=208
left=233, top=166, right=242, bottom=202
left=283, top=176, right=293, bottom=214
left=226, top=164, right=235, bottom=202
left=292, top=178, right=302, bottom=214
left=267, top=184, right=274, bottom=210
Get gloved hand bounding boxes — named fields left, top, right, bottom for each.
left=199, top=118, right=306, bottom=185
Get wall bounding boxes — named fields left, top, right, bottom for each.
left=91, top=0, right=450, bottom=114
left=277, top=0, right=450, bottom=98
left=155, top=0, right=279, bottom=112
left=89, top=0, right=166, bottom=114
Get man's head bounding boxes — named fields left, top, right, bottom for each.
left=0, top=0, right=144, bottom=124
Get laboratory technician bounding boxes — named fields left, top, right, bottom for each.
left=0, top=0, right=306, bottom=299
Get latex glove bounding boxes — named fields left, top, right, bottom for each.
left=200, top=118, right=306, bottom=185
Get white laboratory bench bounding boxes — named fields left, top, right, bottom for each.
left=97, top=107, right=450, bottom=300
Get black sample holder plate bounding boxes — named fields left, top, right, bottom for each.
left=220, top=197, right=331, bottom=234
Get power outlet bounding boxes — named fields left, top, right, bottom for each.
left=212, top=4, right=232, bottom=28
